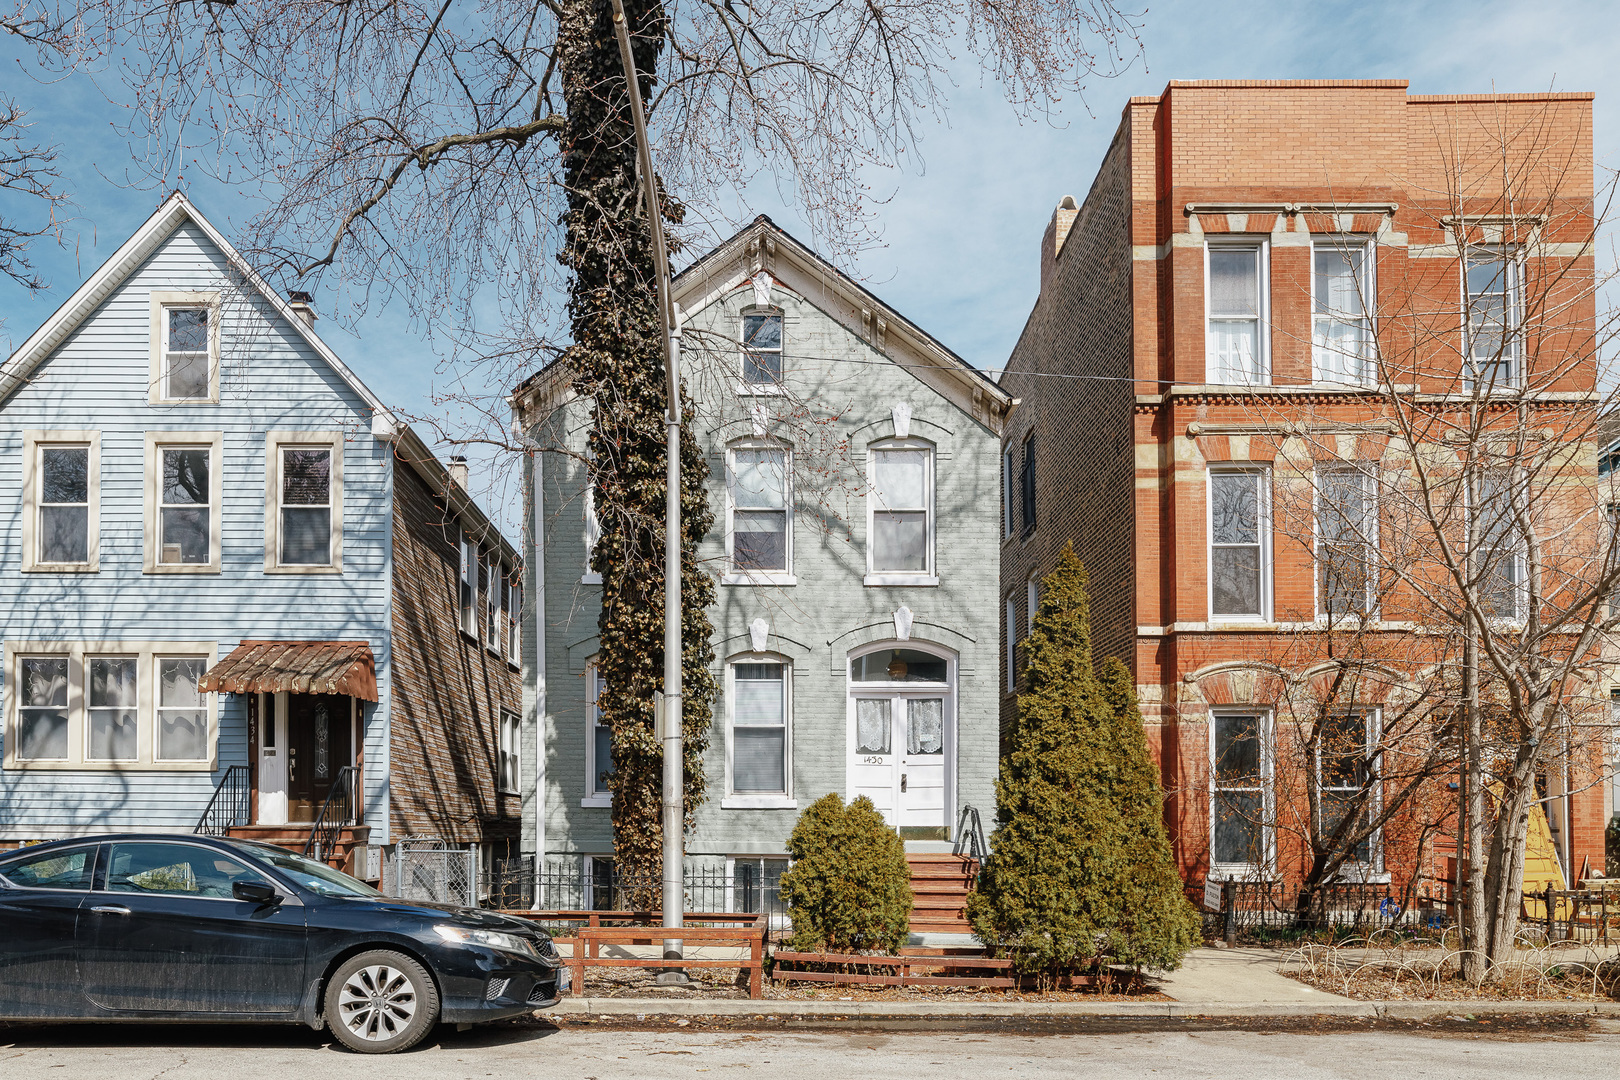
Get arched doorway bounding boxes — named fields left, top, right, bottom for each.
left=847, top=644, right=954, bottom=837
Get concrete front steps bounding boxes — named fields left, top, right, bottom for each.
left=907, top=853, right=979, bottom=935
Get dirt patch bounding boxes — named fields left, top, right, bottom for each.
left=570, top=963, right=1168, bottom=1002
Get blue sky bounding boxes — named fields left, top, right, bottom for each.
left=0, top=0, right=1613, bottom=530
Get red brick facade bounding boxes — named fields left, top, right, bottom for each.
left=389, top=457, right=523, bottom=847
left=1002, top=80, right=1609, bottom=899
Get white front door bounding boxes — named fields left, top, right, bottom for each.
left=257, top=692, right=289, bottom=825
left=850, top=692, right=950, bottom=831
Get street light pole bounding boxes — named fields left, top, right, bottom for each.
left=607, top=0, right=686, bottom=981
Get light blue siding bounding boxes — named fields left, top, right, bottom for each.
left=0, top=221, right=395, bottom=839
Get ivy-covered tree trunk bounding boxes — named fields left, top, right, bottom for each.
left=557, top=0, right=717, bottom=894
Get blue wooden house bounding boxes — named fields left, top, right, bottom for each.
left=0, top=193, right=524, bottom=887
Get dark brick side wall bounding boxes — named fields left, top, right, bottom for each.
left=999, top=122, right=1138, bottom=749
left=389, top=459, right=523, bottom=845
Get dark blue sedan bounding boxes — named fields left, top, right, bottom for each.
left=0, top=834, right=565, bottom=1053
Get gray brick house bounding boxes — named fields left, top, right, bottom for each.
left=510, top=217, right=1010, bottom=907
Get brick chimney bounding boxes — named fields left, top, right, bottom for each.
left=1039, top=196, right=1079, bottom=293
left=447, top=455, right=469, bottom=490
left=287, top=290, right=318, bottom=327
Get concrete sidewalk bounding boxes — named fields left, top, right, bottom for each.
left=551, top=946, right=1620, bottom=1021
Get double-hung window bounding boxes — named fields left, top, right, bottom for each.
left=583, top=662, right=611, bottom=805
left=727, top=445, right=791, bottom=581
left=867, top=441, right=935, bottom=585
left=1211, top=711, right=1271, bottom=877
left=5, top=645, right=217, bottom=771
left=1317, top=710, right=1380, bottom=872
left=1474, top=470, right=1525, bottom=620
left=1002, top=443, right=1016, bottom=538
left=1465, top=248, right=1520, bottom=390
left=265, top=432, right=342, bottom=571
left=504, top=575, right=522, bottom=665
left=1019, top=433, right=1036, bottom=537
left=1205, top=243, right=1268, bottom=385
left=145, top=433, right=222, bottom=574
left=485, top=553, right=501, bottom=652
left=149, top=292, right=219, bottom=404
left=1313, top=238, right=1375, bottom=385
left=741, top=309, right=784, bottom=390
left=1005, top=596, right=1018, bottom=691
left=25, top=431, right=100, bottom=572
left=459, top=534, right=477, bottom=636
left=1208, top=469, right=1269, bottom=620
left=1317, top=467, right=1377, bottom=618
left=729, top=661, right=789, bottom=799
left=498, top=710, right=521, bottom=794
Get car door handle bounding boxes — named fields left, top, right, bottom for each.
left=90, top=905, right=132, bottom=916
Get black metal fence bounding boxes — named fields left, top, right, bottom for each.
left=1528, top=886, right=1620, bottom=945
left=1209, top=881, right=1451, bottom=940
left=484, top=858, right=788, bottom=926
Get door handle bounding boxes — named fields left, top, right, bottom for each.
left=90, top=905, right=131, bottom=916
left=901, top=774, right=907, bottom=793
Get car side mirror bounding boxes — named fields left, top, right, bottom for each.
left=234, top=881, right=282, bottom=905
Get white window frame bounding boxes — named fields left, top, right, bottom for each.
left=459, top=533, right=477, bottom=638
left=1311, top=236, right=1376, bottom=386
left=1204, top=239, right=1270, bottom=386
left=581, top=661, right=611, bottom=808
left=738, top=306, right=786, bottom=395
left=1209, top=708, right=1274, bottom=880
left=724, top=854, right=791, bottom=928
left=1314, top=465, right=1379, bottom=620
left=1005, top=596, right=1018, bottom=692
left=485, top=551, right=501, bottom=655
left=498, top=709, right=521, bottom=794
left=1463, top=245, right=1522, bottom=391
left=1026, top=577, right=1040, bottom=636
left=1472, top=468, right=1528, bottom=623
left=264, top=431, right=344, bottom=573
left=864, top=438, right=938, bottom=587
left=505, top=574, right=522, bottom=667
left=723, top=441, right=795, bottom=586
left=722, top=654, right=796, bottom=809
left=1315, top=708, right=1386, bottom=881
left=1207, top=466, right=1271, bottom=623
left=143, top=432, right=224, bottom=575
left=148, top=290, right=221, bottom=405
left=22, top=430, right=100, bottom=573
left=2, top=641, right=218, bottom=772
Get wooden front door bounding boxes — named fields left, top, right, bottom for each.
left=287, top=693, right=351, bottom=823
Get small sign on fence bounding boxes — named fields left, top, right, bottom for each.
left=1203, top=877, right=1223, bottom=913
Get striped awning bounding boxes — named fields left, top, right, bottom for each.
left=198, top=640, right=378, bottom=702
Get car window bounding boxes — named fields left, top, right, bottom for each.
left=105, top=842, right=272, bottom=900
left=0, top=845, right=95, bottom=890
left=235, top=845, right=381, bottom=897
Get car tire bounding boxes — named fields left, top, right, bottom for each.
left=324, top=950, right=440, bottom=1054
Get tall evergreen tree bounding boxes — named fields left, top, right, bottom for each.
left=967, top=546, right=1199, bottom=971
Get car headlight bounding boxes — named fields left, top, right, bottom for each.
left=433, top=924, right=538, bottom=957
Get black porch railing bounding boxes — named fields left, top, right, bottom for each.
left=194, top=765, right=251, bottom=836
left=953, top=804, right=988, bottom=864
left=303, top=766, right=361, bottom=863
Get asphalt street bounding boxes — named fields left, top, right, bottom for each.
left=0, top=1020, right=1615, bottom=1079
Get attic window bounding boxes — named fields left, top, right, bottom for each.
left=741, top=310, right=783, bottom=390
left=149, top=291, right=220, bottom=404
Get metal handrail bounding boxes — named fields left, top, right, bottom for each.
left=195, top=765, right=251, bottom=836
left=303, top=765, right=361, bottom=863
left=953, top=804, right=988, bottom=864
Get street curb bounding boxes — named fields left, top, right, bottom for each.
left=554, top=997, right=1620, bottom=1020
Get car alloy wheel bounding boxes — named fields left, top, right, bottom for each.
left=325, top=950, right=439, bottom=1054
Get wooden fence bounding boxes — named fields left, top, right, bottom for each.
left=524, top=914, right=768, bottom=999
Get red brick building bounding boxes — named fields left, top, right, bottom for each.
left=1000, top=80, right=1608, bottom=902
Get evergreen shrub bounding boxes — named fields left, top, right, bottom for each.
left=780, top=793, right=912, bottom=953
left=967, top=546, right=1200, bottom=972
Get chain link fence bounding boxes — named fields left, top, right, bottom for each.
left=387, top=837, right=476, bottom=906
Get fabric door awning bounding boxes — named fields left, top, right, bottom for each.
left=198, top=640, right=379, bottom=702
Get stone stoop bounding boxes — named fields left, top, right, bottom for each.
left=227, top=824, right=372, bottom=877
left=906, top=853, right=979, bottom=935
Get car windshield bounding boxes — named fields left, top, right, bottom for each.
left=236, top=845, right=382, bottom=898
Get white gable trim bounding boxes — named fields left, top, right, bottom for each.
left=0, top=193, right=398, bottom=432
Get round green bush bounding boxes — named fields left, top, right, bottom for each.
left=780, top=793, right=912, bottom=953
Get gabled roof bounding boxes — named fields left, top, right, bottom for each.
left=512, top=216, right=1013, bottom=434
left=0, top=192, right=519, bottom=564
left=674, top=216, right=1012, bottom=432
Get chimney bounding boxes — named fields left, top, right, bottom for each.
left=287, top=290, right=318, bottom=327
left=447, top=455, right=469, bottom=490
left=1039, top=196, right=1079, bottom=293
